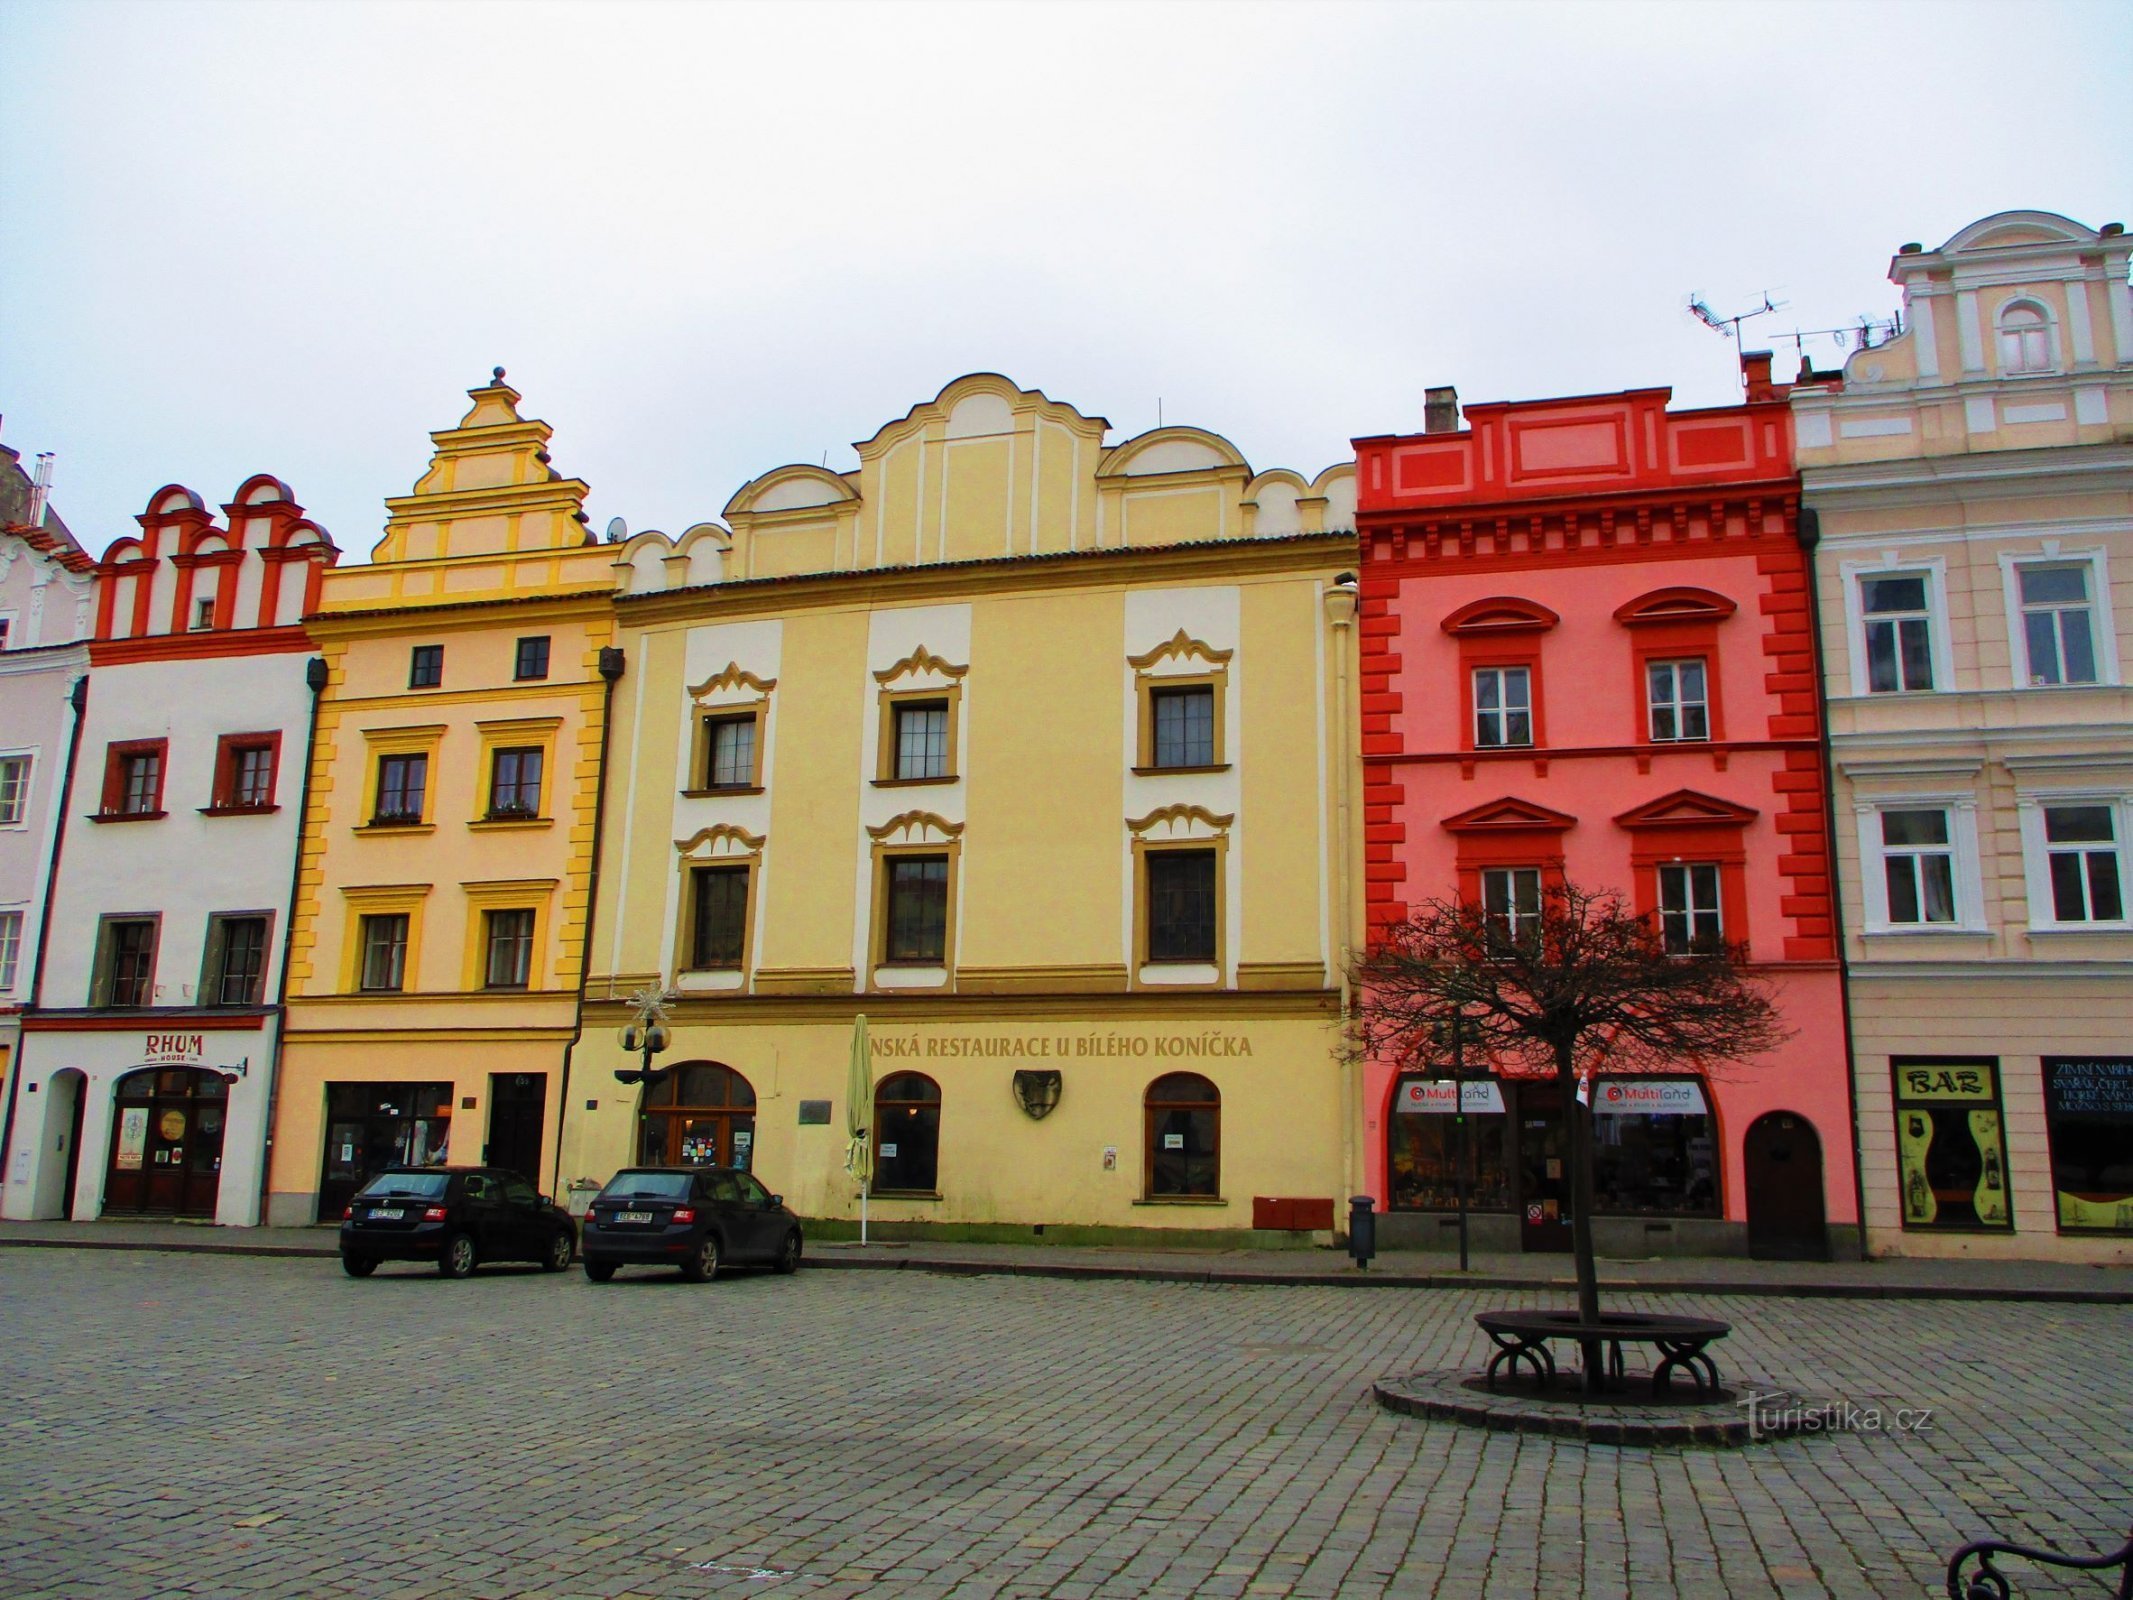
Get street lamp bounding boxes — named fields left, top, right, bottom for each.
left=613, top=987, right=681, bottom=1140
left=1432, top=1012, right=1475, bottom=1272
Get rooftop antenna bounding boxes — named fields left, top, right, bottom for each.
left=1157, top=397, right=1163, bottom=428
left=605, top=516, right=628, bottom=544
left=27, top=452, right=54, bottom=528
left=1772, top=310, right=1906, bottom=362
left=1687, top=290, right=1786, bottom=346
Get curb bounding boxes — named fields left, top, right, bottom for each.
left=1371, top=1370, right=1816, bottom=1448
left=4, top=1234, right=2129, bottom=1304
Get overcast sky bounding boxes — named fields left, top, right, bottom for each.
left=3, top=0, right=2127, bottom=558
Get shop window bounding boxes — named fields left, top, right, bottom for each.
left=373, top=753, right=428, bottom=825
left=486, top=746, right=544, bottom=819
left=1891, top=1057, right=2011, bottom=1231
left=202, top=913, right=270, bottom=1006
left=208, top=733, right=279, bottom=813
left=1387, top=1075, right=1509, bottom=1211
left=482, top=908, right=535, bottom=989
left=891, top=698, right=951, bottom=781
left=639, top=1061, right=757, bottom=1169
left=100, top=739, right=167, bottom=819
left=513, top=636, right=551, bottom=681
left=1591, top=1079, right=1719, bottom=1215
left=107, top=1068, right=228, bottom=1219
left=882, top=854, right=949, bottom=963
left=0, top=753, right=30, bottom=825
left=2013, top=563, right=2101, bottom=687
left=686, top=864, right=750, bottom=970
left=0, top=909, right=21, bottom=994
left=1473, top=666, right=1532, bottom=748
left=359, top=913, right=410, bottom=992
left=1646, top=660, right=1709, bottom=742
left=408, top=644, right=443, bottom=689
left=1145, top=1072, right=1219, bottom=1199
left=1146, top=848, right=1217, bottom=963
left=93, top=916, right=158, bottom=1006
left=1481, top=866, right=1542, bottom=948
left=1858, top=573, right=1937, bottom=693
left=2042, top=1057, right=2133, bottom=1235
left=872, top=1072, right=942, bottom=1196
left=1657, top=863, right=1723, bottom=953
left=700, top=713, right=760, bottom=791
left=1997, top=301, right=2055, bottom=375
left=320, top=1081, right=454, bottom=1220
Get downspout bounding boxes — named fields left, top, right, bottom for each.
left=1323, top=575, right=1360, bottom=1211
left=550, top=642, right=626, bottom=1200
left=253, top=654, right=328, bottom=1229
left=1799, top=506, right=1870, bottom=1260
left=0, top=671, right=89, bottom=1200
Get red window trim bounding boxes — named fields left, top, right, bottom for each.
left=98, top=738, right=168, bottom=820
left=1444, top=597, right=1557, bottom=753
left=1614, top=789, right=1758, bottom=948
left=204, top=730, right=283, bottom=814
left=1616, top=588, right=1735, bottom=746
left=169, top=548, right=245, bottom=634
left=1442, top=796, right=1573, bottom=904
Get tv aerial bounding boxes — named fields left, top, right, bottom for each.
left=605, top=516, right=628, bottom=544
left=1687, top=290, right=1786, bottom=343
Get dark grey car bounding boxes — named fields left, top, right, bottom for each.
left=579, top=1166, right=802, bottom=1282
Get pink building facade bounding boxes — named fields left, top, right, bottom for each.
left=1353, top=364, right=1859, bottom=1259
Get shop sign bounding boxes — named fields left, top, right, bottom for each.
left=2043, top=1057, right=2133, bottom=1235
left=1395, top=1080, right=1506, bottom=1115
left=1894, top=1063, right=1995, bottom=1104
left=116, top=1107, right=150, bottom=1170
left=1594, top=1080, right=1707, bottom=1116
left=140, top=1033, right=249, bottom=1079
left=871, top=1029, right=1256, bottom=1061
left=1892, top=1058, right=2010, bottom=1230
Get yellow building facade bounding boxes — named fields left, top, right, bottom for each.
left=559, top=375, right=1362, bottom=1238
left=267, top=376, right=617, bottom=1224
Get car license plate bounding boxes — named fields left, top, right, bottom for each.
left=370, top=1207, right=404, bottom=1220
left=618, top=1210, right=653, bottom=1224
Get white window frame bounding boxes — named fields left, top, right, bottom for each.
left=1995, top=297, right=2059, bottom=377
left=1472, top=666, right=1533, bottom=749
left=1657, top=862, right=1724, bottom=953
left=1646, top=658, right=1710, bottom=743
left=0, top=907, right=23, bottom=994
left=1480, top=866, right=1543, bottom=946
left=1840, top=555, right=1954, bottom=699
left=1855, top=794, right=1988, bottom=935
left=2017, top=792, right=2133, bottom=933
left=0, top=750, right=31, bottom=828
left=1997, top=544, right=2121, bottom=690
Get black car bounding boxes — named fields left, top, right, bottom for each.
left=579, top=1166, right=802, bottom=1282
left=339, top=1166, right=577, bottom=1278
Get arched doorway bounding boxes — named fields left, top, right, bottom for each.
left=871, top=1072, right=942, bottom=1195
left=1144, top=1073, right=1219, bottom=1199
left=1744, top=1111, right=1828, bottom=1261
left=105, top=1068, right=227, bottom=1218
left=638, top=1061, right=756, bottom=1171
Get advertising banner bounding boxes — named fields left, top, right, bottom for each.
left=1394, top=1080, right=1506, bottom=1115
left=1593, top=1079, right=1707, bottom=1116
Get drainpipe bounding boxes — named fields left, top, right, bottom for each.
left=253, top=654, right=328, bottom=1229
left=1323, top=575, right=1361, bottom=1214
left=0, top=671, right=89, bottom=1204
left=550, top=642, right=626, bottom=1200
left=1799, top=508, right=1871, bottom=1260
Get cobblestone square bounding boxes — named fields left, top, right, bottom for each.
left=1, top=1249, right=2128, bottom=1599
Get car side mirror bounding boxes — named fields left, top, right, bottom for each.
left=767, top=1194, right=782, bottom=1210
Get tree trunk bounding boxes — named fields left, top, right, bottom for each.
left=1559, top=1039, right=1605, bottom=1391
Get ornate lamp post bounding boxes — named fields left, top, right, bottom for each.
left=613, top=988, right=680, bottom=1156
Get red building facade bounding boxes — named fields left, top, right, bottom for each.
left=1353, top=359, right=1858, bottom=1259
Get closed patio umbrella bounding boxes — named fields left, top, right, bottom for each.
left=845, top=1012, right=873, bottom=1245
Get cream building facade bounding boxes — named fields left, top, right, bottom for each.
left=1795, top=211, right=2133, bottom=1261
left=560, top=375, right=1363, bottom=1238
left=268, top=376, right=618, bottom=1225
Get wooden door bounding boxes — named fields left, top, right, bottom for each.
left=1745, top=1111, right=1828, bottom=1261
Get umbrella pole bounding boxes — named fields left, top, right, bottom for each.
left=860, top=1184, right=868, bottom=1246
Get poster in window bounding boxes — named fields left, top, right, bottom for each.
left=116, top=1107, right=149, bottom=1170
left=2043, top=1057, right=2133, bottom=1234
left=1892, top=1058, right=2010, bottom=1230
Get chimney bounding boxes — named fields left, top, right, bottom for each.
left=1424, top=386, right=1460, bottom=434
left=26, top=452, right=54, bottom=529
left=1740, top=352, right=1778, bottom=402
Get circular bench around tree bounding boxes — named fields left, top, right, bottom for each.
left=1477, top=1310, right=1733, bottom=1396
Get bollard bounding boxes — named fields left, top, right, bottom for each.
left=1348, top=1195, right=1376, bottom=1270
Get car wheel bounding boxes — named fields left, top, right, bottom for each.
left=437, top=1232, right=478, bottom=1279
left=775, top=1230, right=801, bottom=1276
left=341, top=1254, right=378, bottom=1278
left=541, top=1230, right=573, bottom=1272
left=583, top=1259, right=616, bottom=1283
left=680, top=1233, right=721, bottom=1283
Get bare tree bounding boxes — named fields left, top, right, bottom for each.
left=1351, top=882, right=1788, bottom=1385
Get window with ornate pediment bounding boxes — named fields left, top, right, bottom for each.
left=872, top=647, right=966, bottom=786
left=674, top=823, right=765, bottom=985
left=1614, top=790, right=1758, bottom=952
left=1440, top=796, right=1574, bottom=915
left=867, top=811, right=963, bottom=989
left=1443, top=598, right=1557, bottom=753
left=1615, top=588, right=1737, bottom=745
left=1130, top=630, right=1231, bottom=772
left=685, top=662, right=776, bottom=795
left=1128, top=803, right=1232, bottom=988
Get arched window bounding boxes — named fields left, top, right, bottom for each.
left=1145, top=1073, right=1219, bottom=1198
left=1998, top=302, right=2054, bottom=375
left=872, top=1072, right=941, bottom=1195
left=639, top=1061, right=757, bottom=1171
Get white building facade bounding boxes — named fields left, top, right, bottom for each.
left=1795, top=211, right=2133, bottom=1262
left=2, top=477, right=334, bottom=1225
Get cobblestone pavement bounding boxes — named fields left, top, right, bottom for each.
left=1, top=1251, right=2128, bottom=1600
